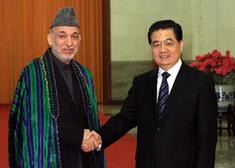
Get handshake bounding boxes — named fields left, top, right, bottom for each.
left=81, top=129, right=102, bottom=152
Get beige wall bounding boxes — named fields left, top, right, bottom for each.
left=192, top=0, right=235, bottom=56
left=111, top=0, right=235, bottom=61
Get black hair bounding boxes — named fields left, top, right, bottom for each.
left=147, top=19, right=183, bottom=45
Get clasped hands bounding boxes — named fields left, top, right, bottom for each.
left=81, top=129, right=102, bottom=152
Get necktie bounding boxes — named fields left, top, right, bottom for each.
left=158, top=72, right=170, bottom=116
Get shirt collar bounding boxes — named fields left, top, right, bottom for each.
left=158, top=59, right=182, bottom=77
left=51, top=53, right=72, bottom=72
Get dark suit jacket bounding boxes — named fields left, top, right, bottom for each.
left=99, top=62, right=218, bottom=168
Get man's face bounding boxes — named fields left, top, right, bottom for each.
left=150, top=29, right=183, bottom=71
left=47, top=26, right=81, bottom=64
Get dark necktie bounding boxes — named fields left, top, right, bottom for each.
left=158, top=72, right=170, bottom=116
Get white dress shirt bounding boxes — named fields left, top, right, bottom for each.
left=156, top=59, right=182, bottom=102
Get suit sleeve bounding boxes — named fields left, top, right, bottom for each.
left=99, top=79, right=137, bottom=149
left=196, top=76, right=218, bottom=168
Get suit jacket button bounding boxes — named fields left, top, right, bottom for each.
left=157, top=128, right=160, bottom=131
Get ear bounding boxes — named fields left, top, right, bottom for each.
left=180, top=40, right=184, bottom=53
left=79, top=34, right=81, bottom=43
left=47, top=33, right=53, bottom=46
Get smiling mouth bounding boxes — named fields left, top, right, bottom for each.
left=63, top=49, right=74, bottom=53
left=160, top=54, right=169, bottom=59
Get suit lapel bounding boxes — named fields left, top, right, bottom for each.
left=146, top=69, right=159, bottom=127
left=159, top=63, right=191, bottom=124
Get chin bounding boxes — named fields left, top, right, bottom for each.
left=57, top=54, right=74, bottom=63
left=64, top=56, right=74, bottom=61
left=61, top=52, right=76, bottom=59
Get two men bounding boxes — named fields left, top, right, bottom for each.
left=8, top=6, right=217, bottom=168
left=98, top=20, right=218, bottom=168
left=8, top=7, right=104, bottom=168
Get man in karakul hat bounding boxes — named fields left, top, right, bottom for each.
left=8, top=7, right=105, bottom=168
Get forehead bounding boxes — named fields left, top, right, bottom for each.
left=52, top=26, right=79, bottom=34
left=151, top=28, right=176, bottom=40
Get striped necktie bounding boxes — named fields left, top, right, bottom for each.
left=158, top=72, right=170, bottom=116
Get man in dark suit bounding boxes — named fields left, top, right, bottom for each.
left=98, top=20, right=218, bottom=168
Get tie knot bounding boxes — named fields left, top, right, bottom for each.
left=162, top=72, right=170, bottom=79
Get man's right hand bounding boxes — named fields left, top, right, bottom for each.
left=81, top=129, right=102, bottom=152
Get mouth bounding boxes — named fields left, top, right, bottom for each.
left=159, top=54, right=170, bottom=59
left=62, top=48, right=74, bottom=55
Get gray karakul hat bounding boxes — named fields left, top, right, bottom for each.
left=50, top=7, right=80, bottom=29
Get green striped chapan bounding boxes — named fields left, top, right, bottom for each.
left=8, top=49, right=105, bottom=168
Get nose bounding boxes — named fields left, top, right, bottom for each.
left=160, top=43, right=167, bottom=51
left=65, top=37, right=72, bottom=46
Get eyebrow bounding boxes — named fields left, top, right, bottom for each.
left=72, top=32, right=79, bottom=35
left=58, top=31, right=66, bottom=34
left=153, top=38, right=174, bottom=42
left=57, top=31, right=79, bottom=35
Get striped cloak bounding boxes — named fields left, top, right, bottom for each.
left=8, top=49, right=105, bottom=168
